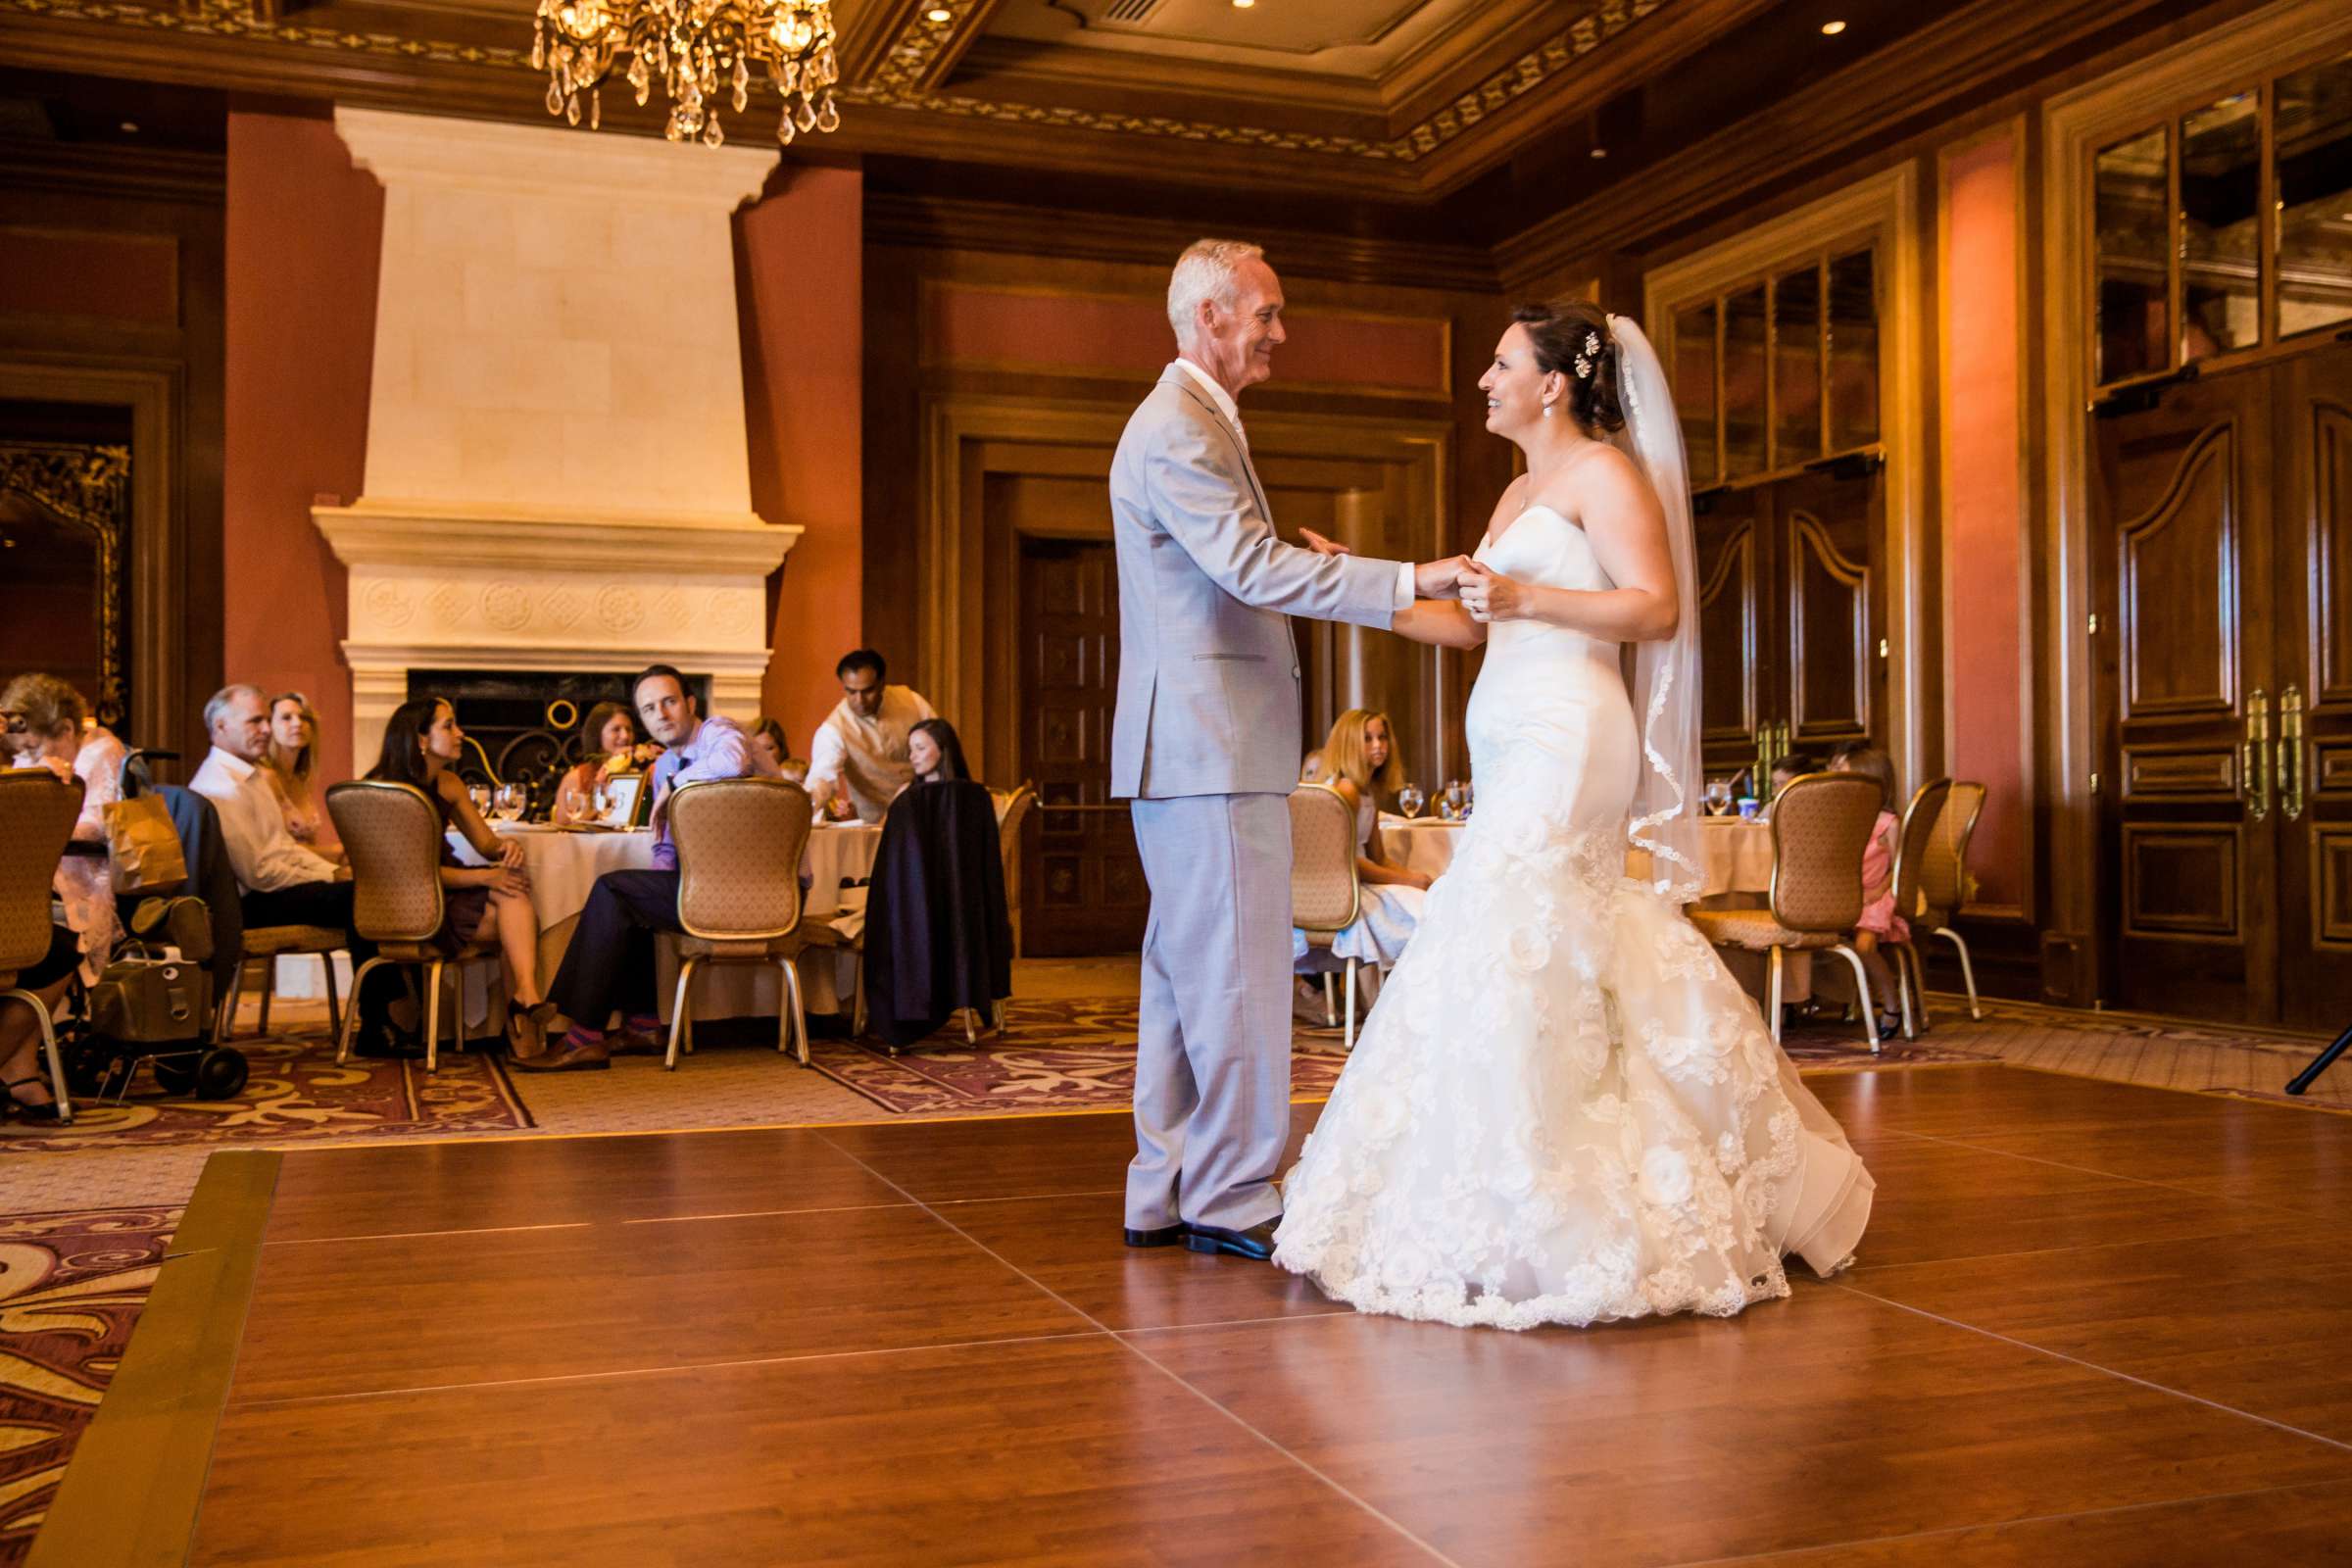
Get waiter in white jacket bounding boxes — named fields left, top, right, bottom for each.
left=1110, top=239, right=1468, bottom=1260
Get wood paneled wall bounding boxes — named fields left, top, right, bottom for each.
left=0, top=137, right=224, bottom=772
left=862, top=227, right=1519, bottom=793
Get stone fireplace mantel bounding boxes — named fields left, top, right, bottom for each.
left=320, top=108, right=792, bottom=772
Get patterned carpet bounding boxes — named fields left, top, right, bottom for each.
left=0, top=1038, right=533, bottom=1153
left=804, top=995, right=1986, bottom=1116
left=0, top=1206, right=174, bottom=1561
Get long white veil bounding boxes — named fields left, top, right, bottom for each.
left=1605, top=314, right=1705, bottom=903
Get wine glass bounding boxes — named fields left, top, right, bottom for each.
left=466, top=783, right=491, bottom=819
left=1704, top=778, right=1734, bottom=816
left=1397, top=783, right=1425, bottom=820
left=1445, top=780, right=1471, bottom=821
left=492, top=783, right=525, bottom=822
left=559, top=783, right=588, bottom=823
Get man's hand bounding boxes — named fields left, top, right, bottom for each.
left=1413, top=556, right=1474, bottom=599
left=1298, top=527, right=1352, bottom=558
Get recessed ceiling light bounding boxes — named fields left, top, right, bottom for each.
left=924, top=6, right=950, bottom=19
left=1590, top=147, right=1607, bottom=159
left=1233, top=0, right=1255, bottom=9
left=1821, top=19, right=1847, bottom=34
left=119, top=120, right=139, bottom=133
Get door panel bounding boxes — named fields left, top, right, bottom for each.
left=2092, top=366, right=2274, bottom=1019
left=1779, top=466, right=1880, bottom=759
left=2274, top=345, right=2352, bottom=1027
left=1694, top=495, right=1764, bottom=779
left=1018, top=539, right=1148, bottom=956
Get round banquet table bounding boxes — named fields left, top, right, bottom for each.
left=450, top=820, right=882, bottom=1024
left=1378, top=813, right=1774, bottom=897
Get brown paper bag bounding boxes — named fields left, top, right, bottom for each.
left=106, top=794, right=187, bottom=894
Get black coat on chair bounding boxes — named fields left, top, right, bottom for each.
left=865, top=780, right=1013, bottom=1048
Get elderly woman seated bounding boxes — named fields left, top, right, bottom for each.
left=0, top=672, right=125, bottom=1120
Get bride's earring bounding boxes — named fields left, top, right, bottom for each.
left=1542, top=401, right=1554, bottom=418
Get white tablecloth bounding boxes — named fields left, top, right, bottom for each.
left=1378, top=815, right=1773, bottom=897
left=1378, top=816, right=1462, bottom=878
left=451, top=822, right=882, bottom=1023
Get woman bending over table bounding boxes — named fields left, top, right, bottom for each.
left=369, top=698, right=557, bottom=1059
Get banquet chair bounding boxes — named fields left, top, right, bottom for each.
left=1289, top=784, right=1367, bottom=1050
left=327, top=781, right=500, bottom=1073
left=995, top=780, right=1036, bottom=972
left=1918, top=780, right=1987, bottom=1021
left=217, top=924, right=343, bottom=1044
left=0, top=772, right=83, bottom=1123
left=1883, top=778, right=1953, bottom=1040
left=666, top=776, right=844, bottom=1069
left=1688, top=772, right=1888, bottom=1052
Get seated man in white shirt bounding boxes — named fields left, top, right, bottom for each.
left=802, top=649, right=937, bottom=824
left=190, top=684, right=401, bottom=1053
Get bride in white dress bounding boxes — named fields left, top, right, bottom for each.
left=1272, top=303, right=1874, bottom=1330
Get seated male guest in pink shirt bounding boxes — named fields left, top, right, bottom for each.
left=532, top=664, right=754, bottom=1071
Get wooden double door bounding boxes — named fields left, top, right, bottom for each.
left=2090, top=341, right=2352, bottom=1027
left=1693, top=463, right=1886, bottom=783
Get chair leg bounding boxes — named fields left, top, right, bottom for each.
left=781, top=953, right=810, bottom=1067
left=665, top=956, right=699, bottom=1071
left=1321, top=971, right=1338, bottom=1028
left=321, top=953, right=343, bottom=1045
left=422, top=959, right=444, bottom=1074
left=218, top=958, right=246, bottom=1042
left=1343, top=957, right=1359, bottom=1051
left=1767, top=948, right=1785, bottom=1044
left=335, top=956, right=389, bottom=1064
left=852, top=955, right=867, bottom=1041
left=4, top=989, right=75, bottom=1127
left=1936, top=927, right=1983, bottom=1019
left=1903, top=944, right=1931, bottom=1035
left=256, top=958, right=274, bottom=1038
left=1893, top=943, right=1918, bottom=1041
left=772, top=959, right=794, bottom=1059
left=992, top=999, right=1007, bottom=1036
left=1830, top=945, right=1881, bottom=1054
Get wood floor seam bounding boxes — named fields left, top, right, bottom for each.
left=809, top=1128, right=1466, bottom=1568
left=1831, top=1279, right=2352, bottom=1455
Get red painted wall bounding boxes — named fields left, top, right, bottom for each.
left=222, top=109, right=383, bottom=784
left=738, top=165, right=863, bottom=759
left=1941, top=135, right=2026, bottom=910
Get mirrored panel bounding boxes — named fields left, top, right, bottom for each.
left=1723, top=283, right=1768, bottom=479
left=2094, top=126, right=2170, bottom=383
left=1828, top=248, right=1880, bottom=451
left=1773, top=263, right=1823, bottom=466
left=2180, top=90, right=2261, bottom=359
left=1672, top=300, right=1720, bottom=486
left=2276, top=50, right=2352, bottom=339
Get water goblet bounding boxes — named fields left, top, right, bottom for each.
left=1704, top=778, right=1734, bottom=817
left=493, top=783, right=526, bottom=822
left=559, top=784, right=588, bottom=823
left=466, top=783, right=491, bottom=819
left=1397, top=783, right=1425, bottom=820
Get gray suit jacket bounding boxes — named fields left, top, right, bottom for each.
left=1109, top=367, right=1404, bottom=800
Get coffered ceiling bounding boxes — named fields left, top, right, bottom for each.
left=0, top=0, right=1786, bottom=198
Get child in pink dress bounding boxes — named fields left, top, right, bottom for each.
left=1832, top=748, right=1905, bottom=1035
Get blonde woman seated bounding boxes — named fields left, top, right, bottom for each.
left=264, top=692, right=342, bottom=862
left=552, top=702, right=662, bottom=825
left=748, top=715, right=806, bottom=782
left=1293, top=709, right=1430, bottom=979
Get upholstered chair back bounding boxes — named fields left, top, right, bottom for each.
left=328, top=781, right=449, bottom=945
left=1919, top=780, right=1987, bottom=919
left=1767, top=772, right=1884, bottom=935
left=1288, top=784, right=1361, bottom=935
left=0, top=772, right=82, bottom=977
left=670, top=777, right=813, bottom=940
left=1891, top=778, right=1953, bottom=932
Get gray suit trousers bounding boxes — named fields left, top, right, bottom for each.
left=1126, top=792, right=1293, bottom=1233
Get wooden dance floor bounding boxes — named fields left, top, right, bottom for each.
left=37, top=1063, right=2352, bottom=1566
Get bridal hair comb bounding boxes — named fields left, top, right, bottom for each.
left=1573, top=330, right=1602, bottom=380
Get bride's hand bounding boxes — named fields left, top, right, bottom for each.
left=1298, top=527, right=1352, bottom=558
left=1459, top=563, right=1527, bottom=622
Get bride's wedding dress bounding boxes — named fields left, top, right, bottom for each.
left=1272, top=502, right=1875, bottom=1330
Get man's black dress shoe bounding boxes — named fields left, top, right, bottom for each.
left=1182, top=1218, right=1280, bottom=1261
left=1123, top=1224, right=1185, bottom=1249
left=352, top=1023, right=426, bottom=1060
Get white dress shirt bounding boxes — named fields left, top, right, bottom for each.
left=1171, top=357, right=1416, bottom=612
left=190, top=745, right=338, bottom=893
left=804, top=684, right=937, bottom=824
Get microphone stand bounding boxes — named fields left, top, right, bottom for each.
left=2286, top=1022, right=2352, bottom=1097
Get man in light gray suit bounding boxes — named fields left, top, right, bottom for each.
left=1112, top=238, right=1467, bottom=1260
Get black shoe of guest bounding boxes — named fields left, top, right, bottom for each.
left=1123, top=1224, right=1185, bottom=1249
left=352, top=1021, right=426, bottom=1060
left=1181, top=1218, right=1280, bottom=1261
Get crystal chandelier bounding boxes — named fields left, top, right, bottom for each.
left=532, top=0, right=840, bottom=148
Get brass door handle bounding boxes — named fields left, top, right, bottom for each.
left=2244, top=688, right=2272, bottom=821
left=2279, top=684, right=2306, bottom=821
